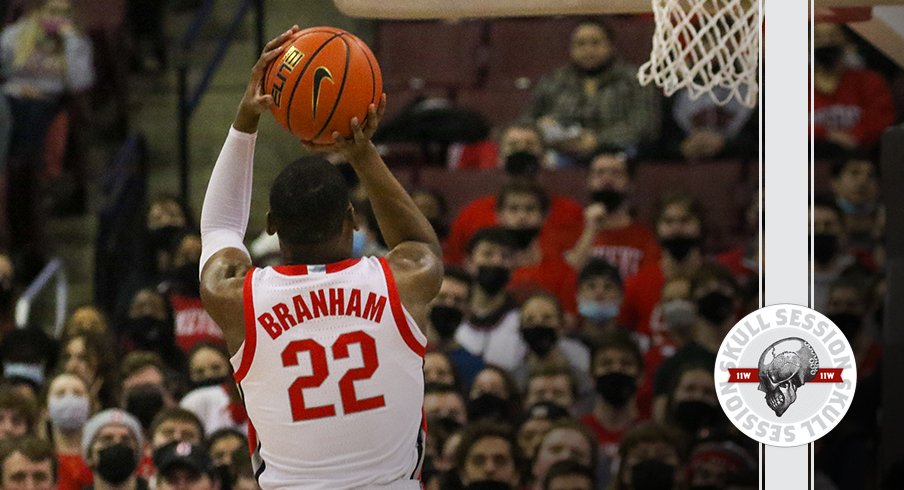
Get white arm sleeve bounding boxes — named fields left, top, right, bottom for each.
left=199, top=126, right=257, bottom=277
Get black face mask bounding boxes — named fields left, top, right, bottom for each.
left=464, top=480, right=513, bottom=490
left=95, top=443, right=138, bottom=484
left=591, top=189, right=626, bottom=211
left=814, top=45, right=844, bottom=69
left=430, top=305, right=464, bottom=340
left=148, top=225, right=186, bottom=252
left=467, top=393, right=509, bottom=422
left=216, top=464, right=233, bottom=490
left=696, top=291, right=735, bottom=325
left=521, top=326, right=558, bottom=357
left=433, top=416, right=463, bottom=435
left=631, top=459, right=676, bottom=490
left=813, top=233, right=839, bottom=265
left=170, top=262, right=201, bottom=296
left=595, top=372, right=637, bottom=407
left=126, top=316, right=173, bottom=350
left=660, top=235, right=700, bottom=262
left=504, top=151, right=540, bottom=177
left=475, top=266, right=510, bottom=295
left=674, top=400, right=720, bottom=435
left=125, top=385, right=166, bottom=430
left=830, top=312, right=863, bottom=339
left=506, top=227, right=541, bottom=250
left=191, top=376, right=231, bottom=391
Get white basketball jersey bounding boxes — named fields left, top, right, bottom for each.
left=230, top=257, right=427, bottom=490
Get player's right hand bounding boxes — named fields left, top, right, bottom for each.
left=239, top=25, right=300, bottom=117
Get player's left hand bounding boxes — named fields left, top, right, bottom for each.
left=303, top=94, right=387, bottom=162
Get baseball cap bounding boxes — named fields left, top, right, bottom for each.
left=154, top=441, right=214, bottom=479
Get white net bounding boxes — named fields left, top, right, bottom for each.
left=638, top=0, right=761, bottom=108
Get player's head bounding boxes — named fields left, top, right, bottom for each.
left=267, top=156, right=356, bottom=258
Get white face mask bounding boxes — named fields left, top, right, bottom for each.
left=48, top=393, right=90, bottom=430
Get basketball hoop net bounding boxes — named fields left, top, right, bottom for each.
left=638, top=0, right=761, bottom=108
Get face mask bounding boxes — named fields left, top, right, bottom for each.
left=521, top=326, right=558, bottom=357
left=503, top=151, right=540, bottom=177
left=631, top=459, right=676, bottom=490
left=148, top=225, right=185, bottom=253
left=95, top=443, right=138, bottom=484
left=48, top=393, right=90, bottom=430
left=814, top=45, right=844, bottom=68
left=830, top=312, right=863, bottom=339
left=813, top=233, right=839, bottom=265
left=661, top=299, right=696, bottom=334
left=430, top=305, right=464, bottom=340
left=660, top=235, right=700, bottom=262
left=191, top=376, right=230, bottom=391
left=433, top=416, right=463, bottom=435
left=125, top=385, right=165, bottom=430
left=674, top=400, right=720, bottom=434
left=475, top=266, right=510, bottom=295
left=506, top=227, right=541, bottom=250
left=216, top=464, right=233, bottom=490
left=836, top=196, right=875, bottom=216
left=126, top=316, right=173, bottom=350
left=579, top=300, right=619, bottom=323
left=464, top=480, right=513, bottom=490
left=467, top=393, right=508, bottom=422
left=695, top=291, right=734, bottom=325
left=591, top=189, right=626, bottom=211
left=595, top=372, right=637, bottom=407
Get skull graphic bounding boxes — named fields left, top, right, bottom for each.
left=757, top=338, right=819, bottom=417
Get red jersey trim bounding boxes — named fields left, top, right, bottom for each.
left=325, top=258, right=362, bottom=273
left=272, top=258, right=362, bottom=276
left=234, top=268, right=257, bottom=383
left=378, top=257, right=426, bottom=357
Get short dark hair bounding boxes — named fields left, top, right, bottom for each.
left=527, top=363, right=578, bottom=400
left=466, top=227, right=517, bottom=255
left=150, top=407, right=204, bottom=443
left=269, top=156, right=350, bottom=245
left=830, top=150, right=878, bottom=179
left=443, top=266, right=473, bottom=289
left=543, top=460, right=595, bottom=490
left=0, top=437, right=56, bottom=482
left=690, top=263, right=740, bottom=297
left=655, top=191, right=705, bottom=226
left=454, top=422, right=522, bottom=476
left=578, top=259, right=622, bottom=289
left=592, top=331, right=644, bottom=372
left=496, top=181, right=550, bottom=215
left=617, top=421, right=688, bottom=464
left=590, top=148, right=638, bottom=177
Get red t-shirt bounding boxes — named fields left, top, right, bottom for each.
left=57, top=453, right=93, bottom=490
left=509, top=256, right=578, bottom=314
left=813, top=68, right=895, bottom=148
left=617, top=263, right=665, bottom=339
left=169, top=294, right=226, bottom=352
left=444, top=195, right=583, bottom=266
left=589, top=223, right=661, bottom=281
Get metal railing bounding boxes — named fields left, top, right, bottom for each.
left=14, top=258, right=68, bottom=338
left=177, top=0, right=264, bottom=203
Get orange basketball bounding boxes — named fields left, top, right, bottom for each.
left=264, top=26, right=383, bottom=144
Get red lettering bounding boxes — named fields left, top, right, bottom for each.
left=273, top=303, right=297, bottom=331
left=259, top=313, right=281, bottom=339
left=293, top=294, right=313, bottom=323
left=310, top=290, right=328, bottom=318
left=363, top=293, right=387, bottom=323
left=329, top=288, right=345, bottom=316
left=347, top=289, right=361, bottom=318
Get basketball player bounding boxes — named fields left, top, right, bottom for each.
left=199, top=27, right=443, bottom=489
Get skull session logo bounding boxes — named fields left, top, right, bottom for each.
left=715, top=305, right=857, bottom=447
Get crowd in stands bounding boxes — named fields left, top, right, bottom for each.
left=0, top=6, right=898, bottom=490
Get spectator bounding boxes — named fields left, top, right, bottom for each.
left=60, top=333, right=118, bottom=410
left=812, top=24, right=895, bottom=158
left=613, top=422, right=687, bottom=490
left=565, top=151, right=660, bottom=281
left=426, top=268, right=484, bottom=392
left=445, top=128, right=583, bottom=266
left=523, top=364, right=578, bottom=415
left=509, top=294, right=591, bottom=407
left=715, top=195, right=759, bottom=311
left=149, top=409, right=204, bottom=450
left=530, top=420, right=597, bottom=490
left=152, top=441, right=220, bottom=490
left=454, top=228, right=521, bottom=363
left=0, top=386, right=38, bottom=441
left=81, top=409, right=147, bottom=490
left=618, top=192, right=707, bottom=349
left=121, top=289, right=188, bottom=375
left=466, top=365, right=521, bottom=424
left=813, top=196, right=855, bottom=312
left=411, top=188, right=450, bottom=243
left=542, top=460, right=594, bottom=490
left=142, top=195, right=193, bottom=283
left=450, top=121, right=554, bottom=170
left=497, top=182, right=579, bottom=314
left=424, top=352, right=458, bottom=387
left=1, top=0, right=95, bottom=268
left=524, top=20, right=659, bottom=164
left=180, top=344, right=245, bottom=437
left=516, top=402, right=570, bottom=463
left=186, top=344, right=230, bottom=391
left=64, top=305, right=110, bottom=338
left=120, top=352, right=178, bottom=432
left=424, top=383, right=468, bottom=430
left=0, top=327, right=57, bottom=401
left=454, top=423, right=522, bottom=490
left=663, top=364, right=723, bottom=444
left=830, top=153, right=880, bottom=251
left=573, top=259, right=624, bottom=348
left=206, top=429, right=246, bottom=469
left=686, top=441, right=756, bottom=489
left=825, top=274, right=881, bottom=380
left=0, top=437, right=56, bottom=490
left=643, top=275, right=694, bottom=412
left=45, top=372, right=93, bottom=490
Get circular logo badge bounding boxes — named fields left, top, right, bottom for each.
left=714, top=304, right=857, bottom=447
